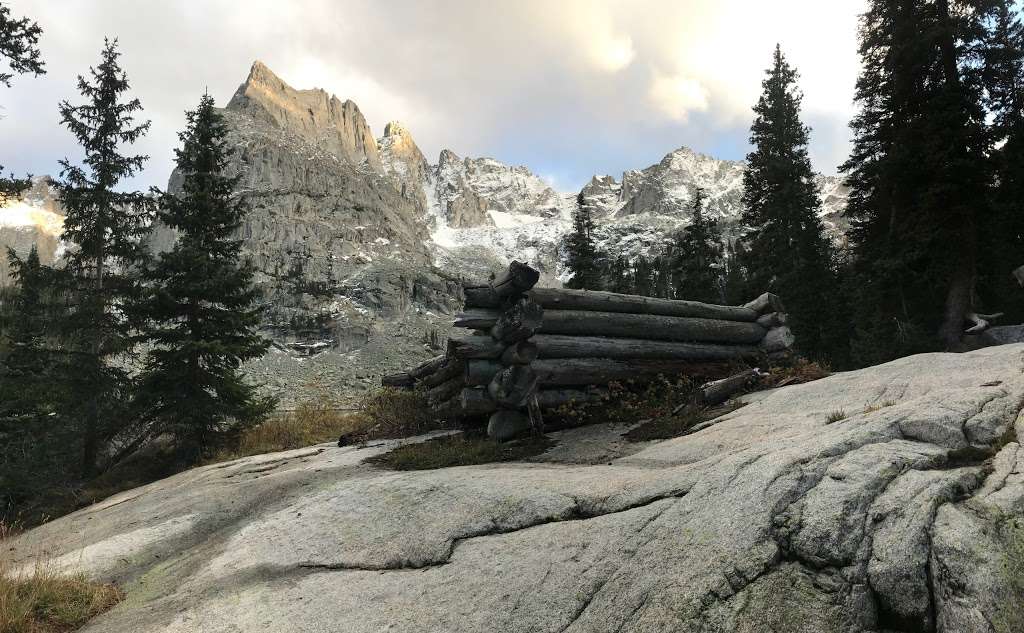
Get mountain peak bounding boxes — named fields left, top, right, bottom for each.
left=227, top=61, right=382, bottom=170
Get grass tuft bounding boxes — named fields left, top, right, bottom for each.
left=366, top=433, right=554, bottom=471
left=825, top=409, right=848, bottom=424
left=1, top=522, right=123, bottom=633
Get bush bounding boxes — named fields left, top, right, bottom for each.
left=366, top=433, right=553, bottom=470
left=0, top=522, right=122, bottom=633
left=359, top=387, right=443, bottom=438
left=211, top=398, right=373, bottom=462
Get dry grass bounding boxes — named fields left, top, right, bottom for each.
left=761, top=358, right=832, bottom=389
left=359, top=387, right=442, bottom=438
left=825, top=409, right=848, bottom=424
left=211, top=401, right=374, bottom=463
left=366, top=433, right=554, bottom=471
left=0, top=522, right=122, bottom=633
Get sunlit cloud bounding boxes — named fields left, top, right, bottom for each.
left=648, top=73, right=709, bottom=121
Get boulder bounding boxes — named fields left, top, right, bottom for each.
left=4, top=347, right=1024, bottom=633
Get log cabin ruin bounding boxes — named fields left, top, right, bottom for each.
left=383, top=261, right=795, bottom=441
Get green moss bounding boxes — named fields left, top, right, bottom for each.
left=366, top=434, right=554, bottom=470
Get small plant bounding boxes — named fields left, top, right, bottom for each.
left=359, top=387, right=442, bottom=438
left=366, top=433, right=553, bottom=470
left=762, top=358, right=831, bottom=388
left=825, top=409, right=847, bottom=424
left=1, top=524, right=123, bottom=633
left=863, top=399, right=898, bottom=414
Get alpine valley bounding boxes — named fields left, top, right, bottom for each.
left=0, top=61, right=850, bottom=405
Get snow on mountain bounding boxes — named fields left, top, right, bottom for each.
left=0, top=176, right=65, bottom=280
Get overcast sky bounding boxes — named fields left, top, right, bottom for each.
left=1, top=0, right=866, bottom=192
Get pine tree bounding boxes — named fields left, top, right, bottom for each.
left=0, top=246, right=74, bottom=518
left=671, top=187, right=724, bottom=303
left=56, top=39, right=154, bottom=475
left=134, top=94, right=275, bottom=459
left=0, top=1, right=45, bottom=203
left=841, top=1, right=991, bottom=363
left=721, top=239, right=748, bottom=306
left=742, top=45, right=843, bottom=363
left=980, top=0, right=1024, bottom=322
left=564, top=192, right=602, bottom=289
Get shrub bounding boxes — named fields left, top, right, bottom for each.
left=366, top=433, right=553, bottom=470
left=211, top=397, right=373, bottom=462
left=825, top=409, right=847, bottom=424
left=0, top=522, right=122, bottom=633
left=359, top=387, right=442, bottom=438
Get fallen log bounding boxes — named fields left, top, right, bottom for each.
left=509, top=287, right=762, bottom=322
left=487, top=365, right=539, bottom=407
left=453, top=309, right=501, bottom=330
left=381, top=372, right=414, bottom=388
left=466, top=360, right=503, bottom=386
left=756, top=312, right=787, bottom=329
left=444, top=387, right=607, bottom=417
left=471, top=357, right=746, bottom=388
left=760, top=326, right=795, bottom=353
left=700, top=368, right=762, bottom=406
left=532, top=334, right=762, bottom=362
left=536, top=388, right=606, bottom=408
left=743, top=293, right=785, bottom=315
left=491, top=298, right=544, bottom=343
left=418, top=359, right=465, bottom=389
left=487, top=410, right=532, bottom=441
left=426, top=376, right=464, bottom=405
left=500, top=340, right=539, bottom=365
left=409, top=355, right=446, bottom=380
left=463, top=260, right=541, bottom=307
left=460, top=388, right=500, bottom=416
left=537, top=310, right=767, bottom=345
left=446, top=333, right=506, bottom=360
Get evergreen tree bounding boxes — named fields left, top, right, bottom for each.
left=671, top=187, right=724, bottom=303
left=841, top=1, right=991, bottom=363
left=721, top=239, right=749, bottom=306
left=134, top=94, right=275, bottom=459
left=56, top=39, right=154, bottom=475
left=0, top=246, right=73, bottom=518
left=0, top=1, right=45, bottom=203
left=980, top=0, right=1024, bottom=322
left=564, top=192, right=602, bottom=289
left=606, top=255, right=633, bottom=294
left=743, top=45, right=844, bottom=364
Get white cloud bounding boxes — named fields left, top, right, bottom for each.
left=648, top=73, right=709, bottom=121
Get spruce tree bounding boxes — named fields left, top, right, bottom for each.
left=0, top=1, right=45, bottom=203
left=56, top=39, right=153, bottom=475
left=742, top=45, right=843, bottom=363
left=842, top=1, right=991, bottom=363
left=564, top=192, right=602, bottom=289
left=134, top=94, right=275, bottom=459
left=671, top=187, right=724, bottom=303
left=980, top=0, right=1024, bottom=322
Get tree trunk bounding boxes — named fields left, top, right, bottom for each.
left=537, top=310, right=766, bottom=344
left=490, top=298, right=544, bottom=343
left=463, top=260, right=541, bottom=307
left=532, top=334, right=762, bottom=362
left=502, top=287, right=762, bottom=321
left=453, top=309, right=501, bottom=330
left=446, top=333, right=506, bottom=360
left=500, top=340, right=539, bottom=365
left=700, top=369, right=761, bottom=406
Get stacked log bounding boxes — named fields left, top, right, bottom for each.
left=383, top=261, right=796, bottom=440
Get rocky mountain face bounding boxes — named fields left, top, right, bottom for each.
left=0, top=61, right=850, bottom=403
left=0, top=176, right=64, bottom=281
left=6, top=345, right=1023, bottom=632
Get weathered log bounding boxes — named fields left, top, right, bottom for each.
left=538, top=310, right=766, bottom=345
left=500, top=340, right=539, bottom=365
left=453, top=309, right=501, bottom=330
left=760, top=326, right=795, bottom=353
left=446, top=333, right=506, bottom=360
left=964, top=312, right=1004, bottom=334
left=466, top=360, right=504, bottom=386
left=381, top=372, right=414, bottom=388
left=487, top=365, right=539, bottom=408
left=487, top=410, right=533, bottom=442
left=532, top=334, right=762, bottom=362
left=426, top=376, right=464, bottom=405
left=700, top=369, right=762, bottom=406
left=419, top=359, right=465, bottom=389
left=463, top=261, right=541, bottom=307
left=408, top=355, right=446, bottom=380
left=1014, top=265, right=1024, bottom=287
left=460, top=388, right=499, bottom=416
left=530, top=358, right=706, bottom=387
left=491, top=298, right=544, bottom=343
left=517, top=287, right=761, bottom=322
left=756, top=312, right=787, bottom=329
left=743, top=292, right=785, bottom=315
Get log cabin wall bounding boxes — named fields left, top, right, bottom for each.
left=382, top=261, right=795, bottom=440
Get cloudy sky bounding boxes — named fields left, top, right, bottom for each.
left=1, top=0, right=866, bottom=192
